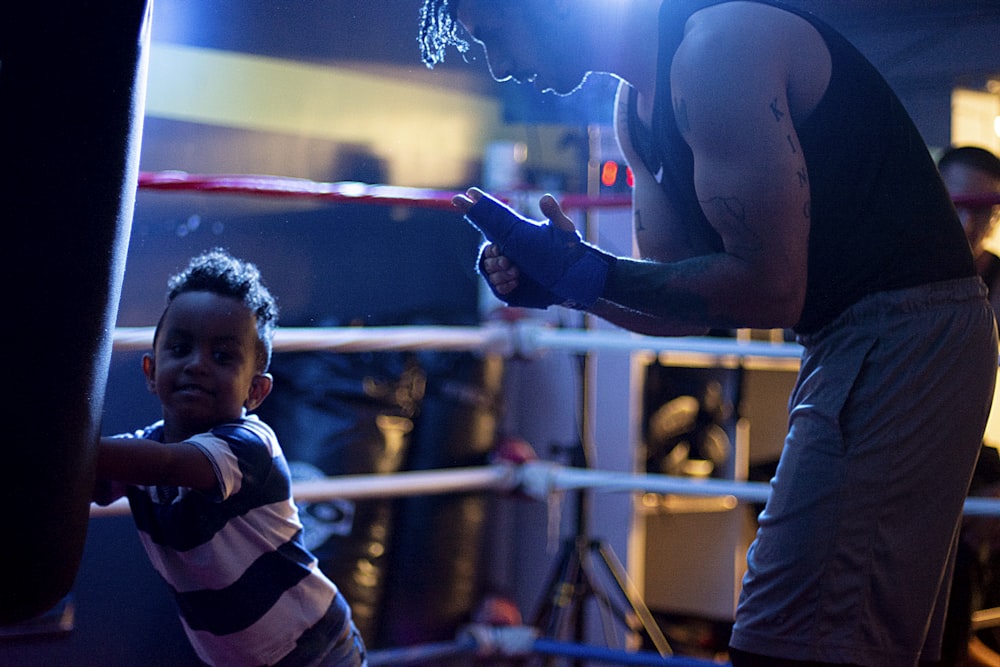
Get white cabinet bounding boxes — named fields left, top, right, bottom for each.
left=632, top=343, right=799, bottom=621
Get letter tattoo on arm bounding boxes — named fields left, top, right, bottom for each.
left=700, top=195, right=764, bottom=252
left=771, top=98, right=800, bottom=155
left=769, top=98, right=785, bottom=122
left=702, top=196, right=746, bottom=224
left=772, top=97, right=811, bottom=219
left=673, top=96, right=690, bottom=133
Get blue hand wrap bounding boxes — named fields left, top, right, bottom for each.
left=477, top=243, right=562, bottom=309
left=465, top=193, right=616, bottom=309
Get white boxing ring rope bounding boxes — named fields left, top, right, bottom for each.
left=99, top=317, right=1000, bottom=520
left=96, top=313, right=1000, bottom=521
left=90, top=465, right=518, bottom=517
left=112, top=324, right=513, bottom=355
left=100, top=172, right=1000, bottom=663
left=90, top=460, right=1000, bottom=518
left=99, top=171, right=1000, bottom=522
left=112, top=322, right=805, bottom=358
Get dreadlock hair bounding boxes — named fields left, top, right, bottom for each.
left=156, top=248, right=279, bottom=372
left=418, top=0, right=468, bottom=68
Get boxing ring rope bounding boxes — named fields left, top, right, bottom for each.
left=112, top=324, right=514, bottom=355
left=952, top=191, right=1000, bottom=209
left=368, top=625, right=727, bottom=666
left=90, top=459, right=1000, bottom=518
left=122, top=172, right=1000, bottom=663
left=114, top=165, right=1000, bottom=522
left=113, top=322, right=805, bottom=361
left=137, top=170, right=635, bottom=212
left=87, top=457, right=1000, bottom=663
left=138, top=170, right=1000, bottom=210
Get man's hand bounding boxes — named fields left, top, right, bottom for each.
left=454, top=188, right=616, bottom=309
left=456, top=188, right=567, bottom=308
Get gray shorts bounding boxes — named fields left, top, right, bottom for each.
left=730, top=277, right=997, bottom=666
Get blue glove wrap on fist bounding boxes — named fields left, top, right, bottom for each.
left=465, top=193, right=616, bottom=309
left=477, top=242, right=562, bottom=309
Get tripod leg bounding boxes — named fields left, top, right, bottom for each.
left=532, top=538, right=583, bottom=639
left=592, top=540, right=674, bottom=656
left=574, top=544, right=631, bottom=648
left=568, top=538, right=656, bottom=650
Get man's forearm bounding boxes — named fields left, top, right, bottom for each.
left=600, top=254, right=801, bottom=331
left=588, top=297, right=711, bottom=337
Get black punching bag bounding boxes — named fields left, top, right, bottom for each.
left=0, top=2, right=151, bottom=623
left=379, top=352, right=504, bottom=649
left=256, top=351, right=425, bottom=643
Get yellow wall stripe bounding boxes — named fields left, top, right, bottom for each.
left=145, top=42, right=504, bottom=187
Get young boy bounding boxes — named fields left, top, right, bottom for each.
left=94, top=248, right=367, bottom=667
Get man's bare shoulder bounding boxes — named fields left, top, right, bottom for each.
left=686, top=1, right=815, bottom=39
left=676, top=2, right=830, bottom=122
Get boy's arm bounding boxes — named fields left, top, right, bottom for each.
left=97, top=436, right=218, bottom=492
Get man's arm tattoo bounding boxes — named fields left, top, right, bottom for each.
left=772, top=97, right=811, bottom=218
left=701, top=196, right=746, bottom=224
left=673, top=96, right=690, bottom=133
left=635, top=209, right=645, bottom=233
left=769, top=98, right=785, bottom=122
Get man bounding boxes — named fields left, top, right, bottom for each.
left=939, top=146, right=1000, bottom=316
left=419, top=1, right=997, bottom=666
left=936, top=145, right=1000, bottom=666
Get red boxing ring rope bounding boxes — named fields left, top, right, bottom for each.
left=138, top=171, right=635, bottom=211
left=118, top=172, right=1000, bottom=523
left=116, top=169, right=1000, bottom=656
left=952, top=191, right=1000, bottom=209
left=138, top=170, right=999, bottom=211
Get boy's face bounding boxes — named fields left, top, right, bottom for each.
left=144, top=291, right=271, bottom=441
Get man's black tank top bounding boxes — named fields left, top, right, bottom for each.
left=626, top=0, right=974, bottom=334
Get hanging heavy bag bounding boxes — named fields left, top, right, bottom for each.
left=0, top=1, right=151, bottom=624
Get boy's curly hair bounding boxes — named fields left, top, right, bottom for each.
left=159, top=248, right=279, bottom=371
left=418, top=0, right=468, bottom=67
